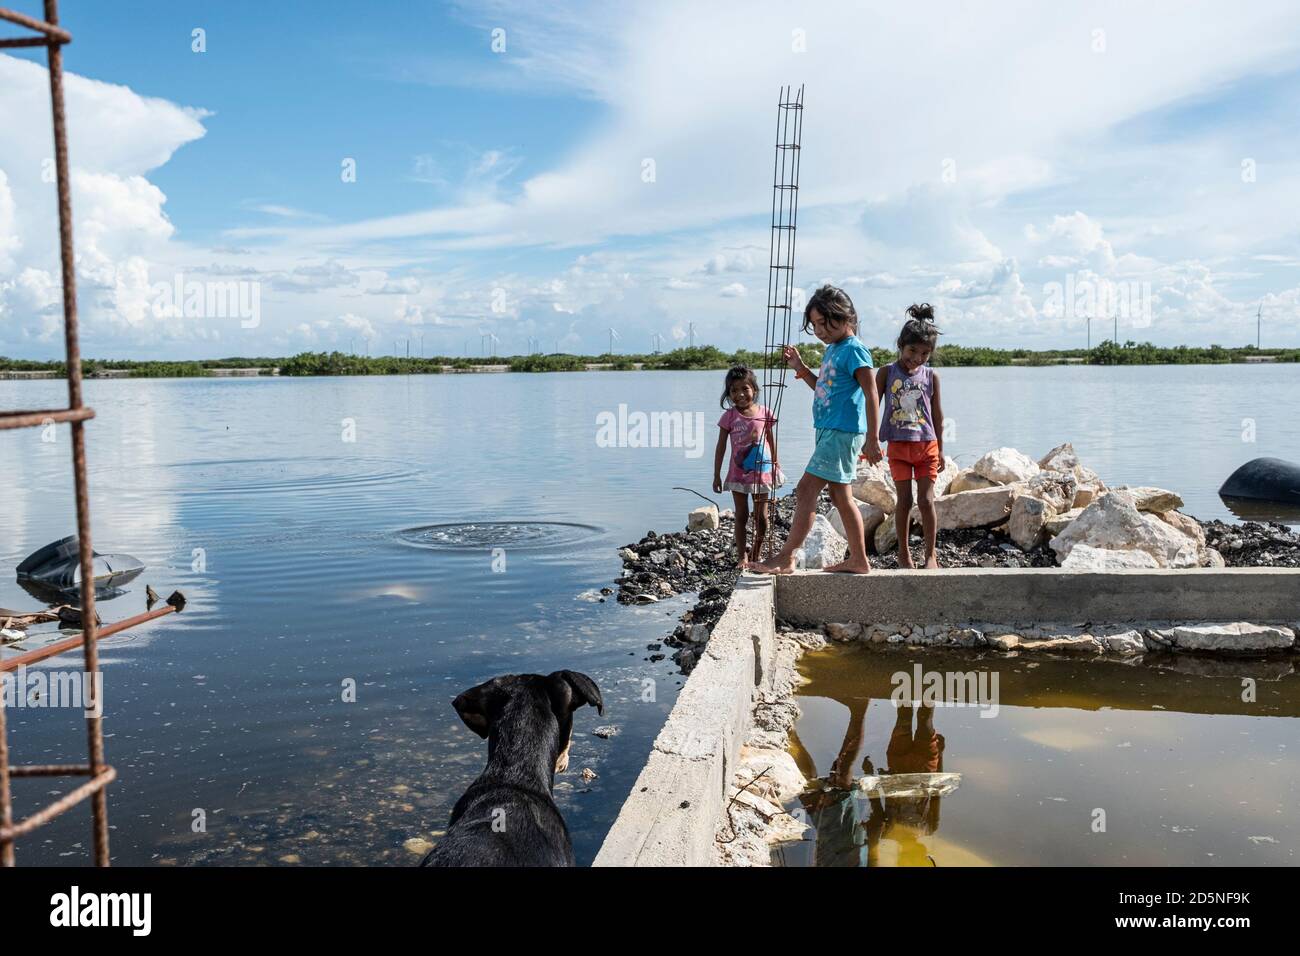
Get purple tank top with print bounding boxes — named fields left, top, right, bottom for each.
left=879, top=362, right=936, bottom=442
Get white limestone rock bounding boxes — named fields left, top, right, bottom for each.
left=986, top=633, right=1022, bottom=651
left=1155, top=509, right=1206, bottom=547
left=875, top=513, right=899, bottom=553
left=1112, top=486, right=1184, bottom=513
left=1037, top=442, right=1080, bottom=473
left=688, top=505, right=720, bottom=531
left=1060, top=544, right=1160, bottom=570
left=1009, top=494, right=1053, bottom=550
left=1024, top=471, right=1078, bottom=513
left=1072, top=479, right=1106, bottom=509
left=933, top=484, right=1019, bottom=530
left=802, top=513, right=847, bottom=569
left=1147, top=622, right=1295, bottom=655
left=1050, top=492, right=1199, bottom=568
left=932, top=456, right=961, bottom=497
left=946, top=468, right=999, bottom=494
left=851, top=459, right=897, bottom=513
left=1044, top=507, right=1083, bottom=537
left=1018, top=634, right=1104, bottom=654
left=1199, top=546, right=1226, bottom=568
left=1100, top=628, right=1146, bottom=656
left=828, top=500, right=887, bottom=543
left=972, top=447, right=1040, bottom=484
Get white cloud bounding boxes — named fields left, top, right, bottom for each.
left=0, top=53, right=206, bottom=349
left=339, top=312, right=376, bottom=341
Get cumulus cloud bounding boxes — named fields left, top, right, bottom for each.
left=0, top=53, right=206, bottom=348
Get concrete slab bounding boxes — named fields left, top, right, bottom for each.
left=773, top=567, right=1300, bottom=626
left=594, top=577, right=775, bottom=867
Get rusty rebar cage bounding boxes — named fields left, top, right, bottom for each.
left=0, top=1, right=182, bottom=867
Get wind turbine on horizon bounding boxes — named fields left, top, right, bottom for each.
left=1258, top=301, right=1263, bottom=349
left=608, top=327, right=620, bottom=354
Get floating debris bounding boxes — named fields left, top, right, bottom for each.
left=16, top=534, right=144, bottom=596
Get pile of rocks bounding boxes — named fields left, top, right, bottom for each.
left=813, top=618, right=1299, bottom=657
left=841, top=442, right=1227, bottom=570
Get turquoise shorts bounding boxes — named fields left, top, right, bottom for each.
left=806, top=428, right=866, bottom=485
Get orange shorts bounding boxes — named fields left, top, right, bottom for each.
left=887, top=440, right=941, bottom=481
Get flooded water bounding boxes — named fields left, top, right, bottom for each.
left=779, top=645, right=1300, bottom=866
left=2, top=364, right=1298, bottom=866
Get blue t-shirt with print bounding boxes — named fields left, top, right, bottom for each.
left=812, top=335, right=873, bottom=433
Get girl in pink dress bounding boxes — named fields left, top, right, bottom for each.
left=712, top=366, right=784, bottom=567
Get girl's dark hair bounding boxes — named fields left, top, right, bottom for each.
left=898, top=303, right=941, bottom=349
left=720, top=365, right=760, bottom=409
left=802, top=284, right=858, bottom=335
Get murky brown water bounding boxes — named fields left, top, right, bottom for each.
left=775, top=645, right=1300, bottom=866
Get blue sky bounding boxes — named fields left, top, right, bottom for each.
left=1, top=0, right=1299, bottom=358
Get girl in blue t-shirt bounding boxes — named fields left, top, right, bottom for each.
left=753, top=285, right=883, bottom=575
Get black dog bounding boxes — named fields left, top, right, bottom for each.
left=420, top=670, right=603, bottom=867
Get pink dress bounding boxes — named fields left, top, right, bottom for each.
left=718, top=405, right=784, bottom=494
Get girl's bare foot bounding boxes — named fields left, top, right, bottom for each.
left=898, top=548, right=915, bottom=569
left=751, top=555, right=798, bottom=575
left=923, top=553, right=939, bottom=569
left=825, top=558, right=872, bottom=574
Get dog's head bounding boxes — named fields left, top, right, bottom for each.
left=451, top=671, right=603, bottom=774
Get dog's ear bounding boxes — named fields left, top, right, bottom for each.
left=548, top=670, right=604, bottom=716
left=452, top=682, right=494, bottom=739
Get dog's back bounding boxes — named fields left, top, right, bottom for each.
left=417, top=671, right=602, bottom=868
left=421, top=782, right=575, bottom=867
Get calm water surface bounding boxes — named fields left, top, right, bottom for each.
left=780, top=645, right=1299, bottom=866
left=1, top=365, right=1297, bottom=865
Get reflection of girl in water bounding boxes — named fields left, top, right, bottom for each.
left=862, top=704, right=945, bottom=866
left=800, top=700, right=946, bottom=867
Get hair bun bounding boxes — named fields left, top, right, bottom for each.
left=906, top=302, right=935, bottom=322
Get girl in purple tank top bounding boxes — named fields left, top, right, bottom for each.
left=874, top=305, right=946, bottom=568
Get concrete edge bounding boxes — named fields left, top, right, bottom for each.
left=593, top=577, right=775, bottom=867
left=773, top=567, right=1300, bottom=627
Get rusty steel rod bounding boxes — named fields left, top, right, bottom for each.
left=0, top=406, right=95, bottom=430
left=0, top=686, right=13, bottom=866
left=41, top=0, right=112, bottom=868
left=0, top=1, right=145, bottom=870
left=0, top=5, right=71, bottom=42
left=11, top=763, right=98, bottom=777
left=0, top=601, right=182, bottom=674
left=0, top=767, right=116, bottom=843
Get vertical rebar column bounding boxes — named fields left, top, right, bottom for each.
left=0, top=684, right=13, bottom=866
left=761, top=85, right=804, bottom=556
left=44, top=0, right=110, bottom=866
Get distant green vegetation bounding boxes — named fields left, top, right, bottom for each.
left=1084, top=340, right=1300, bottom=365
left=3, top=340, right=1297, bottom=380
left=277, top=351, right=446, bottom=376
left=509, top=353, right=587, bottom=372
